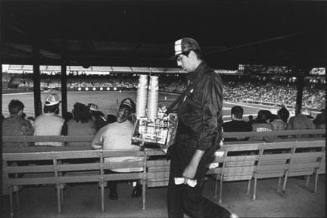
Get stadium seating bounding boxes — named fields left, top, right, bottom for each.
left=2, top=130, right=325, bottom=217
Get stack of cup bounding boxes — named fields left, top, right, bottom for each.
left=136, top=75, right=148, bottom=118
left=147, top=76, right=159, bottom=121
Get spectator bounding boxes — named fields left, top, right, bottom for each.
left=34, top=94, right=65, bottom=146
left=278, top=105, right=290, bottom=123
left=248, top=115, right=254, bottom=124
left=286, top=110, right=315, bottom=131
left=223, top=106, right=252, bottom=141
left=63, top=112, right=73, bottom=122
left=313, top=109, right=326, bottom=129
left=251, top=110, right=274, bottom=142
left=88, top=103, right=107, bottom=131
left=270, top=111, right=287, bottom=131
left=67, top=102, right=96, bottom=146
left=106, top=114, right=117, bottom=124
left=91, top=98, right=142, bottom=200
left=26, top=116, right=35, bottom=128
left=2, top=99, right=34, bottom=148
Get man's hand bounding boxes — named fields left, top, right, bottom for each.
left=183, top=163, right=198, bottom=179
left=182, top=149, right=205, bottom=179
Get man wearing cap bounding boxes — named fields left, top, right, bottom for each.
left=34, top=94, right=65, bottom=146
left=91, top=98, right=142, bottom=200
left=167, top=38, right=236, bottom=218
left=88, top=103, right=107, bottom=131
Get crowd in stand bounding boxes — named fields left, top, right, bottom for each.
left=3, top=74, right=325, bottom=111
left=223, top=105, right=325, bottom=142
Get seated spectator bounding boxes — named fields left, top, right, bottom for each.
left=88, top=103, right=107, bottom=131
left=91, top=98, right=142, bottom=200
left=63, top=112, right=73, bottom=122
left=286, top=110, right=315, bottom=130
left=2, top=99, right=34, bottom=148
left=270, top=107, right=288, bottom=131
left=67, top=102, right=96, bottom=146
left=251, top=110, right=274, bottom=142
left=278, top=105, right=290, bottom=123
left=107, top=114, right=117, bottom=124
left=223, top=106, right=252, bottom=141
left=248, top=115, right=254, bottom=125
left=313, top=109, right=326, bottom=129
left=34, top=94, right=65, bottom=146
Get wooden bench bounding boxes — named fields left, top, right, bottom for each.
left=145, top=149, right=170, bottom=188
left=3, top=130, right=325, bottom=216
left=252, top=141, right=294, bottom=200
left=101, top=150, right=146, bottom=211
left=208, top=143, right=260, bottom=203
left=283, top=139, right=325, bottom=193
left=54, top=150, right=101, bottom=212
left=3, top=149, right=147, bottom=217
left=3, top=151, right=65, bottom=217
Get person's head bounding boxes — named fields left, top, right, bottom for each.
left=117, top=98, right=136, bottom=123
left=107, top=114, right=117, bottom=124
left=255, top=110, right=272, bottom=123
left=277, top=106, right=290, bottom=123
left=231, top=106, right=244, bottom=120
left=8, top=99, right=24, bottom=116
left=174, top=38, right=203, bottom=73
left=72, top=102, right=91, bottom=123
left=44, top=94, right=60, bottom=114
left=63, top=112, right=73, bottom=121
left=88, top=103, right=105, bottom=120
left=88, top=103, right=99, bottom=113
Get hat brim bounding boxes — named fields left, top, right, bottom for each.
left=45, top=101, right=61, bottom=106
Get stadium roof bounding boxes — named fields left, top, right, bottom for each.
left=1, top=0, right=326, bottom=69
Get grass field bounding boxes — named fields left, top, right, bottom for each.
left=2, top=90, right=282, bottom=121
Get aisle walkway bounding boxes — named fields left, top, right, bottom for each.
left=2, top=175, right=325, bottom=218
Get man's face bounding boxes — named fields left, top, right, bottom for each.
left=176, top=51, right=194, bottom=73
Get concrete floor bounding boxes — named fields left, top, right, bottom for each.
left=2, top=175, right=325, bottom=218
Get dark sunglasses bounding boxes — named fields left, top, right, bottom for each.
left=176, top=50, right=192, bottom=60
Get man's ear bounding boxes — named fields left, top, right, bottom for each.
left=189, top=50, right=197, bottom=59
left=17, top=109, right=24, bottom=116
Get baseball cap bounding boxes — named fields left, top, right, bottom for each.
left=45, top=94, right=61, bottom=106
left=174, top=37, right=201, bottom=57
left=88, top=103, right=99, bottom=111
left=120, top=98, right=136, bottom=113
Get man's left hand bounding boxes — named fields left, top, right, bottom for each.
left=182, top=163, right=197, bottom=179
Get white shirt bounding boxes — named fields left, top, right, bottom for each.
left=34, top=113, right=65, bottom=146
left=92, top=121, right=143, bottom=172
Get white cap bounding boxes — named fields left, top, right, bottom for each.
left=88, top=103, right=99, bottom=111
left=45, top=94, right=60, bottom=106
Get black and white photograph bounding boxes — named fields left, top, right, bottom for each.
left=1, top=0, right=326, bottom=217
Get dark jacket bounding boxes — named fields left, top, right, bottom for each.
left=170, top=62, right=223, bottom=179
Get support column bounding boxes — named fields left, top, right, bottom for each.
left=33, top=46, right=42, bottom=117
left=295, top=74, right=304, bottom=115
left=61, top=64, right=67, bottom=118
left=295, top=67, right=311, bottom=115
left=61, top=40, right=68, bottom=127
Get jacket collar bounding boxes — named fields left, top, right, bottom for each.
left=187, top=61, right=209, bottom=83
